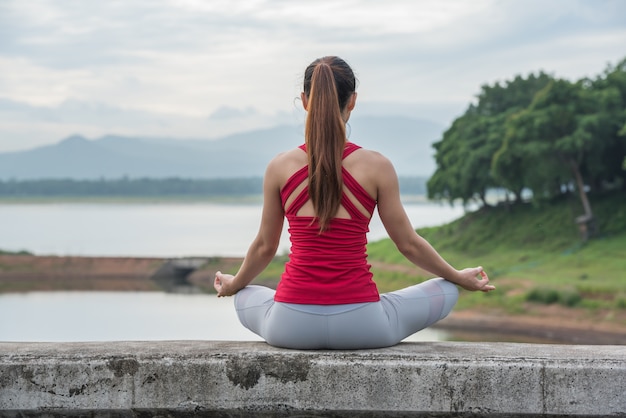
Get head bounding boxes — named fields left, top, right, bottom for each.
left=301, top=56, right=357, bottom=121
left=301, top=56, right=358, bottom=232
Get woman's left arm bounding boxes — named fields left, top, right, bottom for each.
left=214, top=158, right=285, bottom=297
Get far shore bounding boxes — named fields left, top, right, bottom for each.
left=0, top=193, right=432, bottom=205
left=1, top=254, right=624, bottom=345
left=0, top=194, right=266, bottom=204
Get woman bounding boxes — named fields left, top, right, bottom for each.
left=214, top=56, right=495, bottom=349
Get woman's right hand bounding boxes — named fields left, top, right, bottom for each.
left=455, top=267, right=495, bottom=293
left=214, top=271, right=238, bottom=297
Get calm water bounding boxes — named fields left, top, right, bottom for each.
left=0, top=200, right=465, bottom=257
left=0, top=291, right=451, bottom=343
left=0, top=200, right=464, bottom=343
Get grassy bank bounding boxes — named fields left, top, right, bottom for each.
left=258, top=194, right=626, bottom=326
left=364, top=191, right=626, bottom=324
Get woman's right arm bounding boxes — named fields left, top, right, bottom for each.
left=374, top=155, right=494, bottom=293
left=214, top=156, right=286, bottom=296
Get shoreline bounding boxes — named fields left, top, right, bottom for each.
left=435, top=311, right=626, bottom=345
left=1, top=254, right=624, bottom=345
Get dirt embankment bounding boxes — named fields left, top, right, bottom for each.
left=0, top=254, right=239, bottom=293
left=1, top=254, right=625, bottom=345
left=440, top=309, right=626, bottom=345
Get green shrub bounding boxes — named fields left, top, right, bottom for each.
left=526, top=287, right=582, bottom=307
left=559, top=290, right=582, bottom=307
left=526, top=288, right=560, bottom=304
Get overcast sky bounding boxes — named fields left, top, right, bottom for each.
left=1, top=0, right=625, bottom=152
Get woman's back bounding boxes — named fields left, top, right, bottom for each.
left=273, top=143, right=388, bottom=222
left=273, top=142, right=382, bottom=304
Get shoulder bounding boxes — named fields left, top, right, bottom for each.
left=265, top=147, right=308, bottom=184
left=344, top=145, right=398, bottom=199
left=268, top=147, right=307, bottom=170
left=346, top=146, right=396, bottom=175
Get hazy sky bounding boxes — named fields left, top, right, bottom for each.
left=1, top=0, right=625, bottom=152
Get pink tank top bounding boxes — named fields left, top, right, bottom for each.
left=274, top=142, right=380, bottom=304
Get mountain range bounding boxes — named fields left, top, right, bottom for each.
left=0, top=115, right=444, bottom=180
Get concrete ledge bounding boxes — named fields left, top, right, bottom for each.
left=1, top=341, right=624, bottom=417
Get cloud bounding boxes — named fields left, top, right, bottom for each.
left=0, top=0, right=624, bottom=151
left=208, top=106, right=258, bottom=120
left=0, top=96, right=297, bottom=152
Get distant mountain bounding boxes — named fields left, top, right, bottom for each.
left=0, top=116, right=443, bottom=179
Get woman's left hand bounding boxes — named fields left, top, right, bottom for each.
left=214, top=271, right=237, bottom=297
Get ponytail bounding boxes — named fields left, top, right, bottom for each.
left=304, top=64, right=346, bottom=232
left=304, top=57, right=354, bottom=232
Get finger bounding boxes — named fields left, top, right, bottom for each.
left=482, top=284, right=496, bottom=292
left=213, top=275, right=222, bottom=294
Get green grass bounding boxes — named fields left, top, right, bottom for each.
left=367, top=191, right=626, bottom=319
left=214, top=191, right=625, bottom=323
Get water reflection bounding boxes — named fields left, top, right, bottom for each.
left=0, top=292, right=451, bottom=343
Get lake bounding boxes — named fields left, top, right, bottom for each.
left=0, top=199, right=466, bottom=257
left=0, top=199, right=467, bottom=343
left=0, top=291, right=452, bottom=343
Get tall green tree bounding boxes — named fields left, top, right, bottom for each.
left=427, top=106, right=486, bottom=204
left=430, top=57, right=625, bottom=240
left=429, top=72, right=553, bottom=205
left=582, top=58, right=626, bottom=191
left=502, top=78, right=605, bottom=229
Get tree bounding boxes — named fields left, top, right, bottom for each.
left=427, top=106, right=480, bottom=204
left=429, top=57, right=626, bottom=240
left=429, top=72, right=553, bottom=206
left=502, top=78, right=608, bottom=237
left=582, top=58, right=626, bottom=191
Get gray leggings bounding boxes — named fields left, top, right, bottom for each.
left=234, top=278, right=459, bottom=349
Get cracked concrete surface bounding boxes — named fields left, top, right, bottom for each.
left=0, top=341, right=624, bottom=416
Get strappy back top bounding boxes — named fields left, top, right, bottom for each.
left=274, top=142, right=380, bottom=304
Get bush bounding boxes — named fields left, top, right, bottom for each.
left=526, top=287, right=582, bottom=307
left=559, top=290, right=582, bottom=307
left=526, top=288, right=559, bottom=304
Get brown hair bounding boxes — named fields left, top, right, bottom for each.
left=303, top=56, right=356, bottom=231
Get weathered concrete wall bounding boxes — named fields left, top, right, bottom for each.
left=0, top=341, right=624, bottom=417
